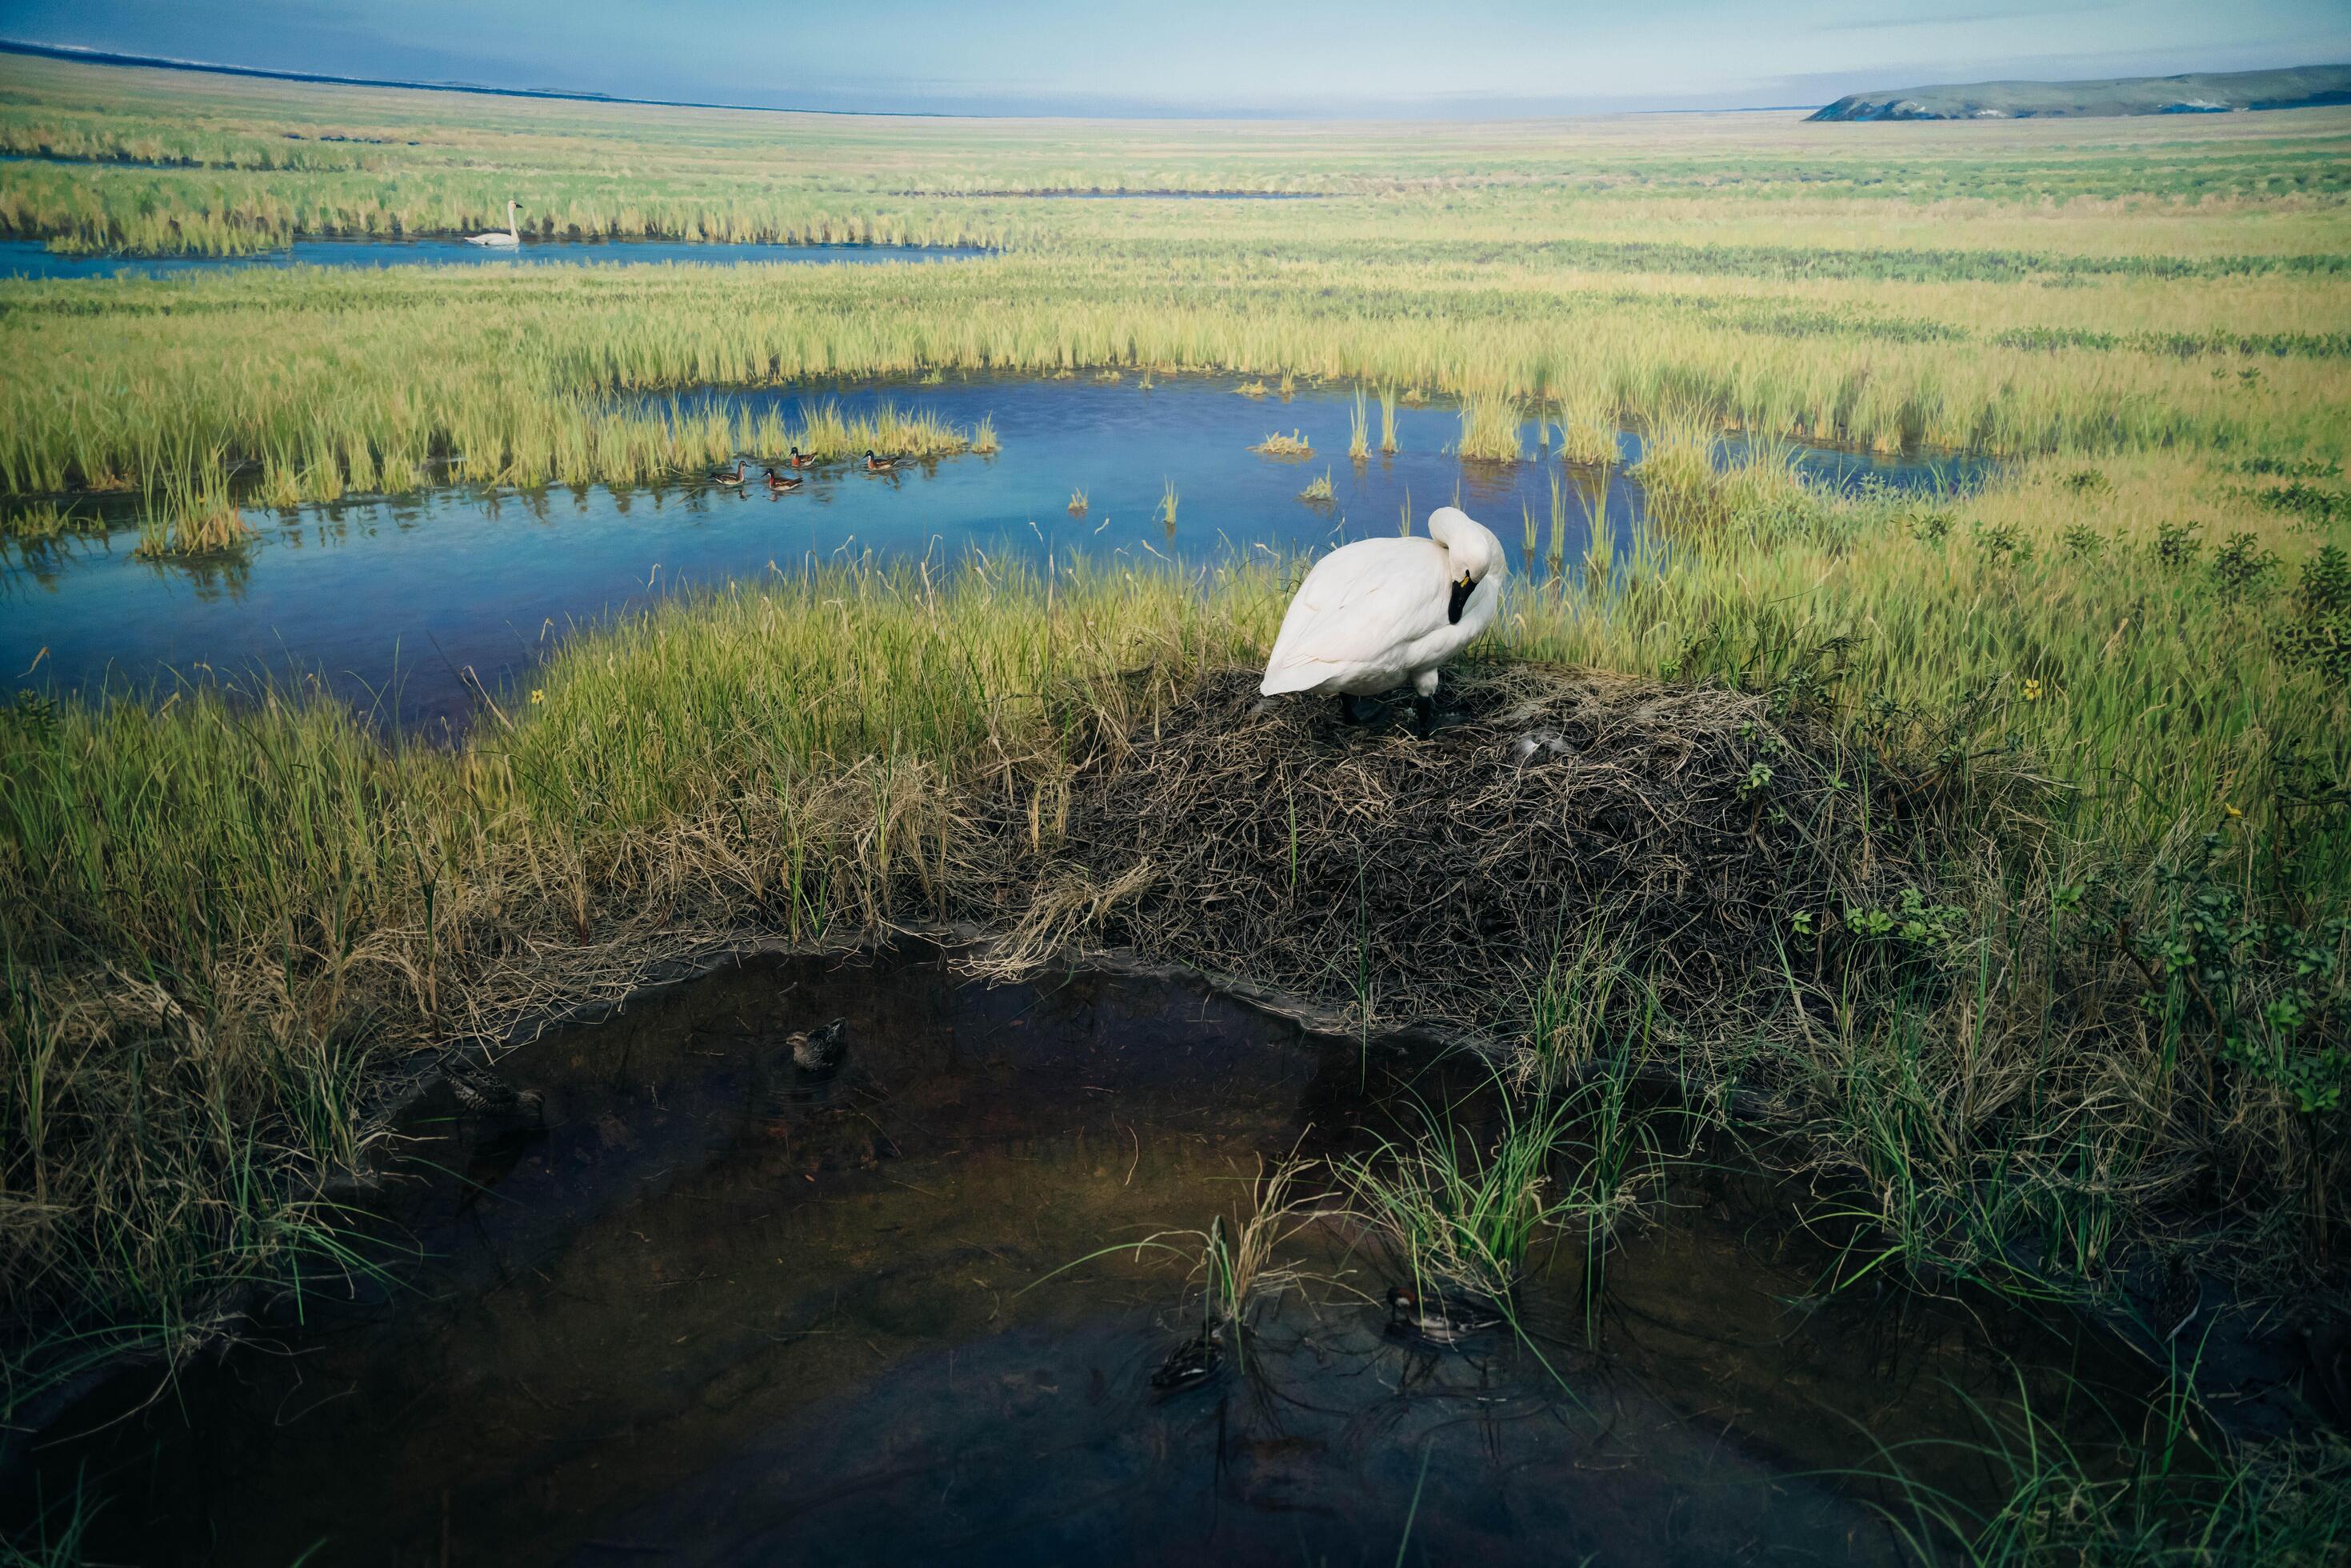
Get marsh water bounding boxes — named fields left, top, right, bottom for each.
left=2, top=375, right=1981, bottom=731
left=8, top=947, right=2142, bottom=1566
left=0, top=236, right=991, bottom=281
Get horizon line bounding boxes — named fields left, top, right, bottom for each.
left=0, top=37, right=1830, bottom=122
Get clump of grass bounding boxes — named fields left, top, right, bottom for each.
left=1456, top=397, right=1523, bottom=462
left=1298, top=467, right=1334, bottom=504
left=1253, top=429, right=1313, bottom=459
left=132, top=475, right=252, bottom=558
left=1234, top=379, right=1269, bottom=399
left=1340, top=1074, right=1576, bottom=1304
left=1629, top=403, right=1727, bottom=517
left=1156, top=477, right=1178, bottom=532
left=1557, top=390, right=1618, bottom=466
left=1348, top=388, right=1369, bottom=462
left=1378, top=388, right=1399, bottom=454
left=766, top=398, right=987, bottom=466
left=1, top=502, right=91, bottom=541
left=1067, top=486, right=1087, bottom=514
left=970, top=414, right=1000, bottom=455
left=1028, top=1153, right=1337, bottom=1370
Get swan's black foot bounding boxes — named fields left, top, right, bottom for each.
left=1336, top=693, right=1376, bottom=726
left=1413, top=694, right=1437, bottom=738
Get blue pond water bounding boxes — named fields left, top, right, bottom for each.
left=0, top=236, right=990, bottom=281
left=2, top=375, right=1981, bottom=731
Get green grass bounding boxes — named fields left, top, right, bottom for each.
left=1857, top=1366, right=2351, bottom=1566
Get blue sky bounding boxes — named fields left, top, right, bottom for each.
left=7, top=1, right=2349, bottom=116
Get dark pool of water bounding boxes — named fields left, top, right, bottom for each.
left=0, top=237, right=992, bottom=281
left=3, top=948, right=2143, bottom=1566
left=1, top=376, right=1981, bottom=730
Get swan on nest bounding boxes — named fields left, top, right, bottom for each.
left=1258, top=506, right=1505, bottom=734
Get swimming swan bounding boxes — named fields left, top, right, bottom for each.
left=467, top=198, right=522, bottom=247
left=1259, top=506, right=1505, bottom=734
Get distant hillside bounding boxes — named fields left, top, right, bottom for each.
left=1809, top=63, right=2351, bottom=122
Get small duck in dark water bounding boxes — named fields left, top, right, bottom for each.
left=444, top=1056, right=545, bottom=1124
left=1150, top=1321, right=1224, bottom=1391
left=789, top=1018, right=849, bottom=1074
left=1385, top=1285, right=1505, bottom=1346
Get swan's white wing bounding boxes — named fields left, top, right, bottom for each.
left=1259, top=538, right=1450, bottom=694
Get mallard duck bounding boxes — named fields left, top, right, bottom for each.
left=1150, top=1321, right=1224, bottom=1390
left=787, top=447, right=817, bottom=470
left=764, top=466, right=804, bottom=494
left=445, top=1056, right=546, bottom=1124
left=789, top=1018, right=848, bottom=1073
left=862, top=450, right=898, bottom=472
left=1385, top=1285, right=1504, bottom=1345
left=709, top=459, right=746, bottom=486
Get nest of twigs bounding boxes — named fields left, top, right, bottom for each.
left=986, top=664, right=1933, bottom=1052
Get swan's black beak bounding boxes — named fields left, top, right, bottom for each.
left=1447, top=571, right=1475, bottom=625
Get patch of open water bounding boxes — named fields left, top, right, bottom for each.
left=0, top=375, right=1983, bottom=730
left=0, top=236, right=991, bottom=282
left=4, top=947, right=2145, bottom=1566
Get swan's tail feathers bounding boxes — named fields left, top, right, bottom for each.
left=1258, top=659, right=1329, bottom=697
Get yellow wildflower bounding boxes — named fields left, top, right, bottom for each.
left=530, top=688, right=545, bottom=705
left=2022, top=678, right=2043, bottom=702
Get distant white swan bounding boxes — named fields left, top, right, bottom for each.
left=467, top=198, right=521, bottom=247
left=1259, top=505, right=1506, bottom=734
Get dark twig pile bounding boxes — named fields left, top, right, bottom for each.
left=987, top=665, right=1933, bottom=1052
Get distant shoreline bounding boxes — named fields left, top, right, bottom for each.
left=0, top=38, right=1831, bottom=122
left=1813, top=62, right=2351, bottom=122
left=0, top=38, right=950, bottom=119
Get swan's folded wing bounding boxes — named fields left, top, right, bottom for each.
left=1260, top=538, right=1447, bottom=693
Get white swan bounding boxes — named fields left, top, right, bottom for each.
left=467, top=198, right=521, bottom=247
left=1259, top=505, right=1506, bottom=734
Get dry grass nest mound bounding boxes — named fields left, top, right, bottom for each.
left=990, top=664, right=1939, bottom=1052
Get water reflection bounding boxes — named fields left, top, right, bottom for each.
left=1, top=374, right=1985, bottom=731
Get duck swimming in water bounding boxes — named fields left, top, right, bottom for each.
left=787, top=447, right=817, bottom=470
left=788, top=1018, right=848, bottom=1074
left=1150, top=1320, right=1224, bottom=1390
left=708, top=459, right=746, bottom=486
left=862, top=450, right=899, bottom=473
left=764, top=466, right=805, bottom=493
left=1384, top=1285, right=1504, bottom=1346
left=444, top=1054, right=546, bottom=1125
